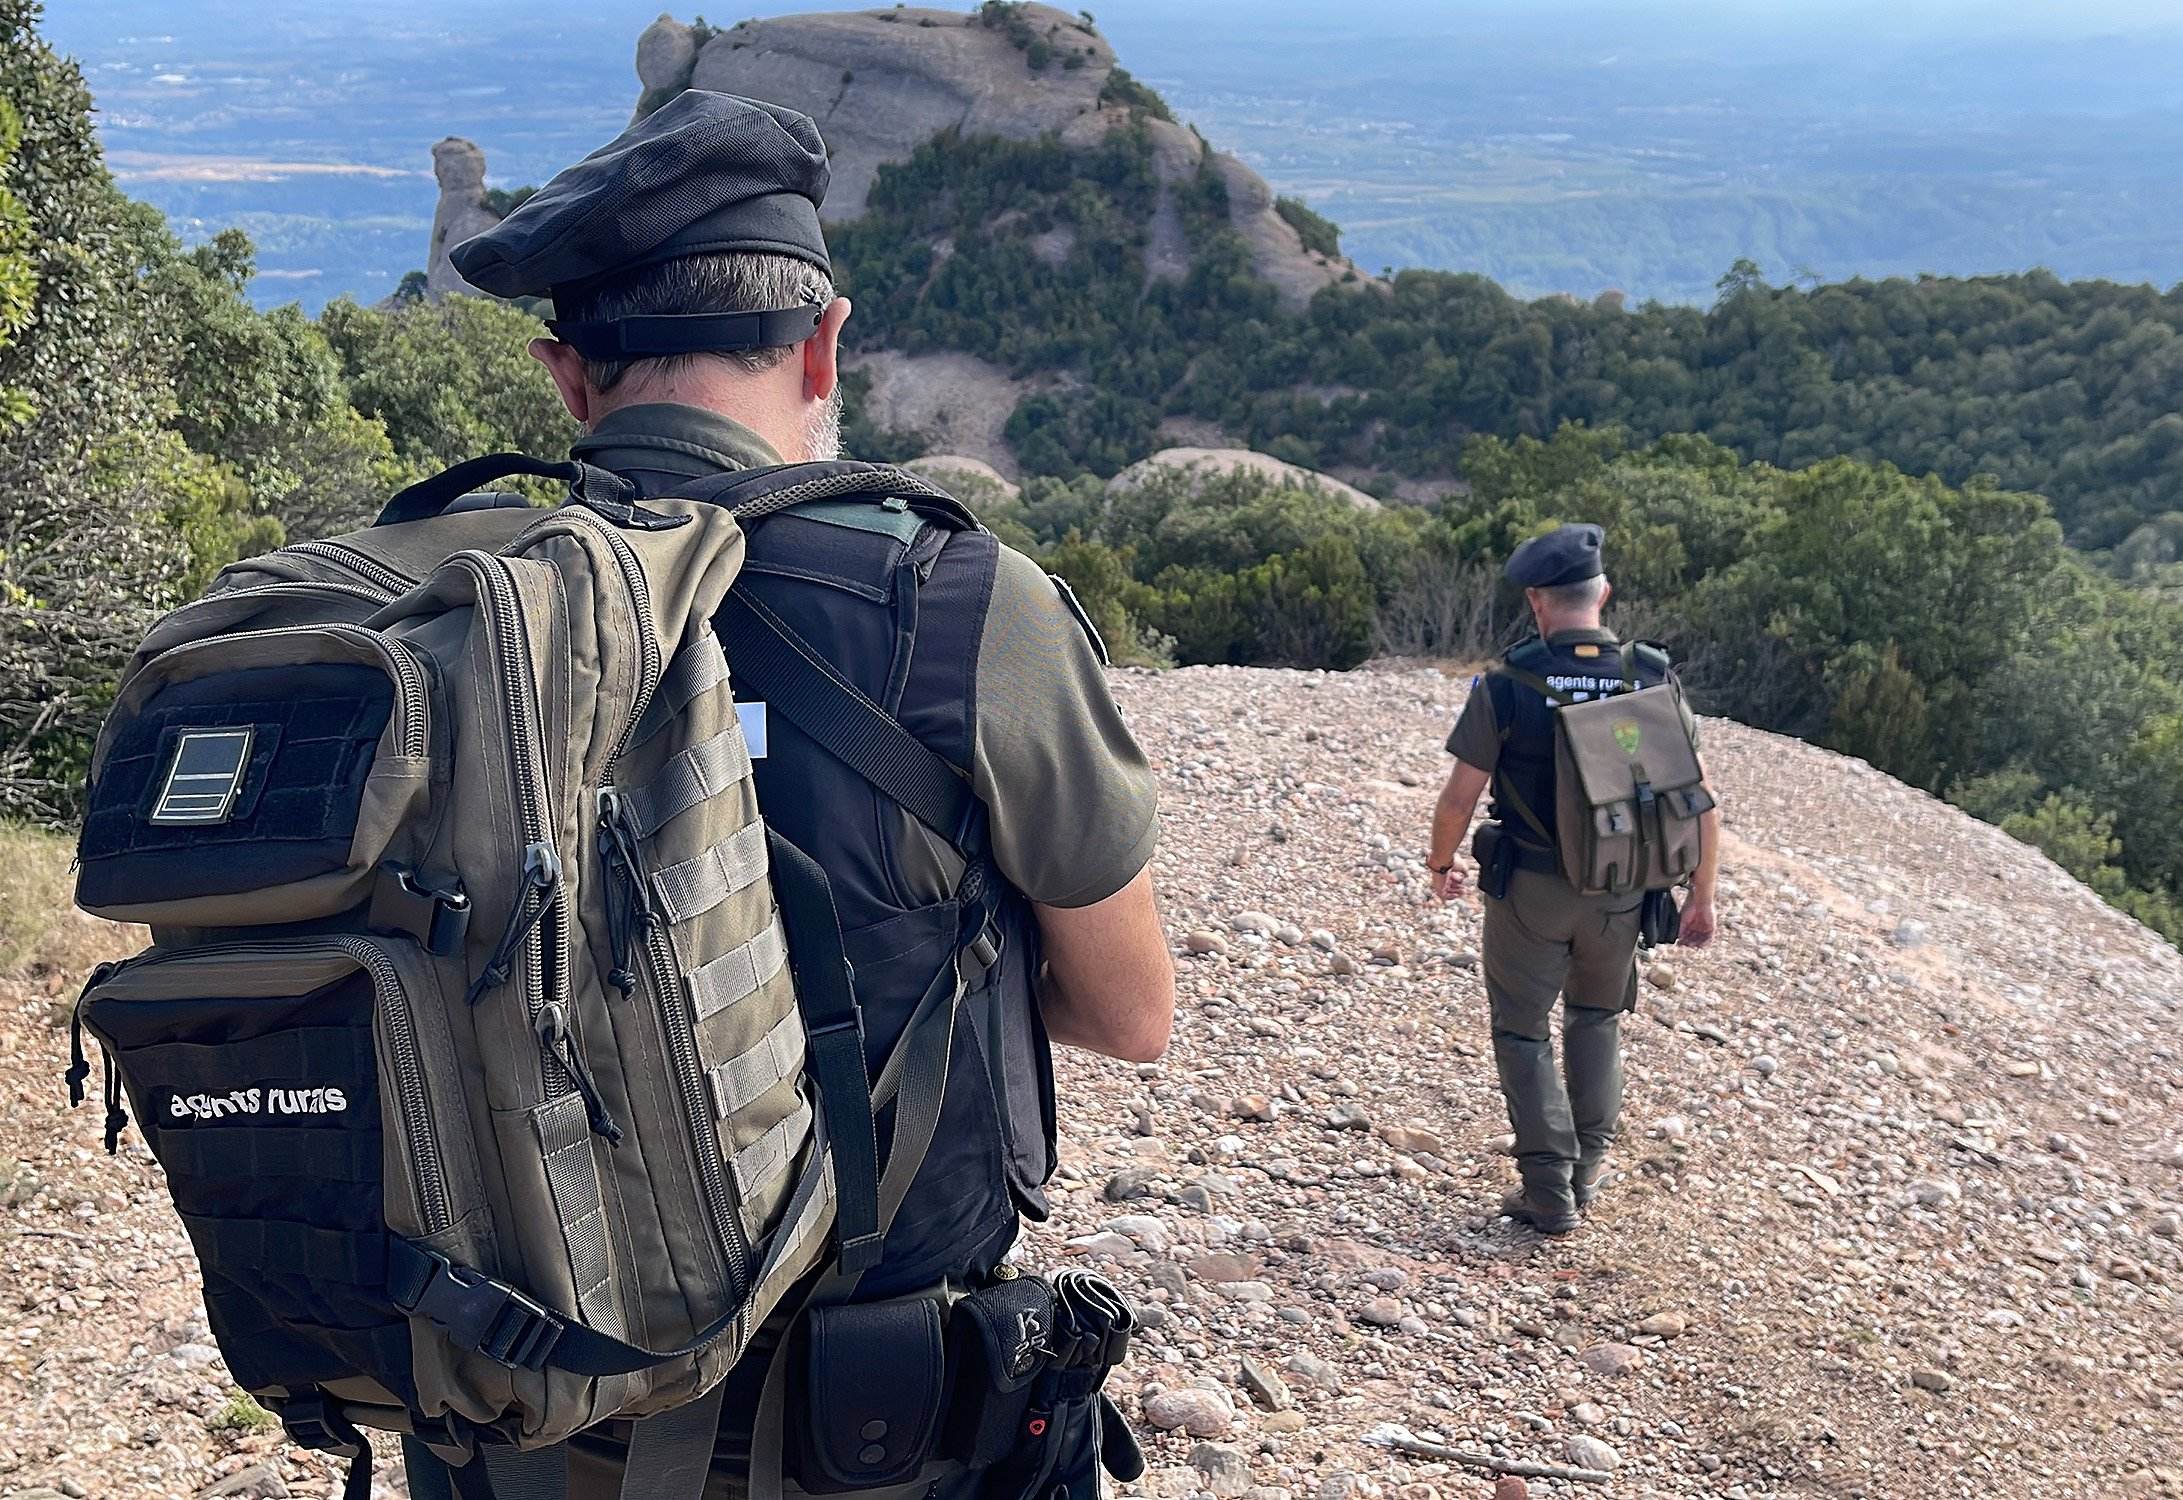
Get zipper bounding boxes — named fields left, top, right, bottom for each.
left=77, top=940, right=454, bottom=1234
left=330, top=936, right=455, bottom=1233
left=284, top=539, right=418, bottom=598
left=536, top=1002, right=624, bottom=1144
left=596, top=788, right=659, bottom=999
left=143, top=622, right=429, bottom=759
left=453, top=552, right=570, bottom=1097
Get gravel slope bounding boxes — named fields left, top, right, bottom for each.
left=2, top=664, right=2178, bottom=1500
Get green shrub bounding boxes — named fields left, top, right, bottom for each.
left=1274, top=195, right=1340, bottom=258
left=478, top=184, right=538, bottom=218
left=1098, top=66, right=1175, bottom=122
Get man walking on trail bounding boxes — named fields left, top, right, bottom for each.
left=447, top=91, right=1176, bottom=1497
left=1424, top=524, right=1722, bottom=1236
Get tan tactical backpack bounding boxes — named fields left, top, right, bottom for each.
left=67, top=456, right=959, bottom=1494
left=1490, top=640, right=1713, bottom=896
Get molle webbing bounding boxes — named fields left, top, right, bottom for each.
left=651, top=822, right=771, bottom=925
left=705, top=1009, right=806, bottom=1118
left=687, top=920, right=790, bottom=1024
left=629, top=636, right=731, bottom=753
left=615, top=727, right=755, bottom=839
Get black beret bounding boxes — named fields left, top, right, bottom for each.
left=1505, top=523, right=1606, bottom=588
left=450, top=90, right=832, bottom=303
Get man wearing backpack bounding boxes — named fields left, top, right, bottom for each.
left=1424, top=524, right=1721, bottom=1236
left=445, top=93, right=1175, bottom=1495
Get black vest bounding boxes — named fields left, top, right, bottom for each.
left=612, top=473, right=1055, bottom=1299
left=1488, top=634, right=1673, bottom=853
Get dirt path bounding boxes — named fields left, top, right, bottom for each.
left=1, top=665, right=2177, bottom=1499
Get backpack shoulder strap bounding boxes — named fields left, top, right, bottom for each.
left=667, top=461, right=980, bottom=533
left=717, top=587, right=977, bottom=854
left=1489, top=638, right=1574, bottom=707
left=1626, top=638, right=1674, bottom=681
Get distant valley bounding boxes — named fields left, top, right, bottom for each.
left=49, top=0, right=2183, bottom=311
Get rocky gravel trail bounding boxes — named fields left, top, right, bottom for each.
left=1, top=664, right=2178, bottom=1499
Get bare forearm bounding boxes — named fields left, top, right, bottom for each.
left=1430, top=763, right=1491, bottom=868
left=1694, top=803, right=1723, bottom=900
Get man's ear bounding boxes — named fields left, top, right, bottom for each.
left=1600, top=577, right=1615, bottom=609
left=530, top=338, right=591, bottom=423
left=802, top=296, right=852, bottom=403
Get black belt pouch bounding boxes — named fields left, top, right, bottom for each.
left=945, top=1277, right=1056, bottom=1466
left=1473, top=821, right=1515, bottom=901
left=793, top=1296, right=950, bottom=1493
left=1640, top=887, right=1682, bottom=949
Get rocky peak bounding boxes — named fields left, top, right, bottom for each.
left=643, top=5, right=1359, bottom=307
left=425, top=137, right=502, bottom=300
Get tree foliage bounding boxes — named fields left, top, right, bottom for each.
left=836, top=132, right=2183, bottom=550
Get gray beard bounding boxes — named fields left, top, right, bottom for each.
left=802, top=387, right=843, bottom=462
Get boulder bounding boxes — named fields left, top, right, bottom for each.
left=1108, top=448, right=1382, bottom=511
left=903, top=454, right=1022, bottom=502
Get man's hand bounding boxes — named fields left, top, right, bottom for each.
left=1677, top=892, right=1717, bottom=949
left=1432, top=863, right=1467, bottom=903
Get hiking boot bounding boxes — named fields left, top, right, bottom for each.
left=1573, top=1160, right=1612, bottom=1210
left=1500, top=1186, right=1581, bottom=1236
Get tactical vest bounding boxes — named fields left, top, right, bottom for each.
left=1486, top=634, right=1673, bottom=860
left=611, top=462, right=1056, bottom=1301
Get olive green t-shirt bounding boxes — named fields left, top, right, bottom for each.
left=1446, top=627, right=1700, bottom=774
left=572, top=403, right=1158, bottom=908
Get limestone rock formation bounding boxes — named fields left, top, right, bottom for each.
left=688, top=6, right=1113, bottom=220
left=636, top=13, right=702, bottom=97
left=659, top=7, right=1361, bottom=306
left=425, top=138, right=504, bottom=300
left=903, top=453, right=1022, bottom=502
left=1109, top=447, right=1382, bottom=512
left=845, top=348, right=1033, bottom=479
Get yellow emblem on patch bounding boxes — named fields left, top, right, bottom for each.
left=1574, top=644, right=1601, bottom=657
left=1612, top=719, right=1642, bottom=756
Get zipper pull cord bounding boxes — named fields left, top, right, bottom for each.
left=466, top=842, right=563, bottom=1006
left=536, top=1005, right=624, bottom=1145
left=597, top=791, right=663, bottom=999
left=65, top=961, right=116, bottom=1107
left=597, top=795, right=643, bottom=998
left=101, top=1050, right=128, bottom=1154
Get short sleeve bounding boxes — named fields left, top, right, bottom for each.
left=972, top=546, right=1159, bottom=907
left=1445, top=677, right=1502, bottom=773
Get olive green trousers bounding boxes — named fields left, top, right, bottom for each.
left=1481, top=868, right=1640, bottom=1206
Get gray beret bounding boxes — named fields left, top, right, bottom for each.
left=1506, top=523, right=1605, bottom=588
left=449, top=90, right=832, bottom=303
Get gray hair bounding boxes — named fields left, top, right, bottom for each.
left=559, top=250, right=837, bottom=393
left=1536, top=573, right=1610, bottom=613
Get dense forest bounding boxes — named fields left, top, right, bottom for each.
left=834, top=127, right=2183, bottom=560
left=3, top=2, right=2181, bottom=942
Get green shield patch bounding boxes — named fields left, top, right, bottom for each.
left=1612, top=719, right=1642, bottom=757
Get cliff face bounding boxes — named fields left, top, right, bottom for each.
left=633, top=6, right=1357, bottom=306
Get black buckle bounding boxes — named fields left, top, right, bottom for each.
left=369, top=865, right=472, bottom=958
left=395, top=1252, right=564, bottom=1371
left=279, top=1392, right=365, bottom=1460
